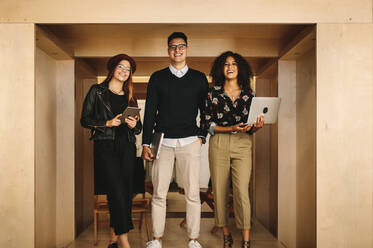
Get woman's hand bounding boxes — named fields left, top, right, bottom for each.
left=125, top=116, right=137, bottom=129
left=106, top=114, right=122, bottom=127
left=253, top=114, right=265, bottom=130
left=231, top=123, right=253, bottom=133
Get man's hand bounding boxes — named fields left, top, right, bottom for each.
left=142, top=146, right=154, bottom=162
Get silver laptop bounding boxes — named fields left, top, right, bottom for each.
left=246, top=97, right=281, bottom=125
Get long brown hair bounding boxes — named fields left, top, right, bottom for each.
left=123, top=72, right=137, bottom=107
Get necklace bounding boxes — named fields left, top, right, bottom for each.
left=225, top=88, right=241, bottom=101
left=109, top=88, right=124, bottom=95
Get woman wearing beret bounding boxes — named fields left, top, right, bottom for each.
left=81, top=54, right=141, bottom=248
left=202, top=51, right=264, bottom=248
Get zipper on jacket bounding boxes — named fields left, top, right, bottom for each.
left=97, top=89, right=116, bottom=140
left=97, top=91, right=114, bottom=116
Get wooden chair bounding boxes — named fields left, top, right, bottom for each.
left=93, top=195, right=110, bottom=245
left=93, top=193, right=151, bottom=245
left=132, top=194, right=151, bottom=241
left=145, top=181, right=153, bottom=195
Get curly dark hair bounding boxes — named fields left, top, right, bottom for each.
left=210, top=51, right=253, bottom=91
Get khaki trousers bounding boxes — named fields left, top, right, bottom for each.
left=209, top=132, right=252, bottom=229
left=151, top=140, right=201, bottom=239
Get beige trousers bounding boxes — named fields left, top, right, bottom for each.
left=209, top=132, right=252, bottom=229
left=151, top=140, right=201, bottom=239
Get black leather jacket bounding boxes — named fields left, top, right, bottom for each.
left=80, top=81, right=142, bottom=143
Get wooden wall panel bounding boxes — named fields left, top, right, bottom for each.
left=277, top=60, right=297, bottom=248
left=269, top=72, right=279, bottom=236
left=56, top=60, right=75, bottom=247
left=317, top=24, right=373, bottom=248
left=0, top=24, right=35, bottom=248
left=254, top=78, right=271, bottom=228
left=254, top=73, right=278, bottom=236
left=296, top=49, right=316, bottom=248
left=35, top=47, right=57, bottom=248
left=74, top=62, right=97, bottom=236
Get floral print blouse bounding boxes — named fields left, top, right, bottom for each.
left=201, top=85, right=255, bottom=135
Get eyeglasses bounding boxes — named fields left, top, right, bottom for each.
left=168, top=44, right=187, bottom=51
left=117, top=64, right=131, bottom=72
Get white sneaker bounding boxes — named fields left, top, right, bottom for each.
left=188, top=240, right=203, bottom=248
left=146, top=239, right=162, bottom=248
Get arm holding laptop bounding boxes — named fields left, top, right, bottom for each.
left=201, top=88, right=264, bottom=135
left=203, top=110, right=264, bottom=134
left=213, top=116, right=264, bottom=133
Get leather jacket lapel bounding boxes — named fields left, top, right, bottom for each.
left=97, top=82, right=114, bottom=118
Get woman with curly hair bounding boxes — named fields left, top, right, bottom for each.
left=81, top=54, right=142, bottom=248
left=202, top=51, right=264, bottom=248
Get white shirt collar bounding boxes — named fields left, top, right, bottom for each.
left=169, top=64, right=189, bottom=78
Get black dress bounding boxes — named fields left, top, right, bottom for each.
left=93, top=91, right=136, bottom=235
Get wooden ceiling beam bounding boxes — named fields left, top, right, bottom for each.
left=75, top=59, right=97, bottom=77
left=256, top=58, right=278, bottom=77
left=279, top=25, right=316, bottom=60
left=72, top=37, right=281, bottom=58
left=85, top=56, right=271, bottom=78
left=35, top=25, right=74, bottom=60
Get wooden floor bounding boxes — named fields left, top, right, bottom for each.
left=68, top=193, right=285, bottom=248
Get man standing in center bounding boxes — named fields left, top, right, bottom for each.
left=142, top=32, right=209, bottom=248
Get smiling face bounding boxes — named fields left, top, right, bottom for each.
left=168, top=37, right=188, bottom=64
left=223, top=56, right=238, bottom=80
left=113, top=60, right=131, bottom=83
